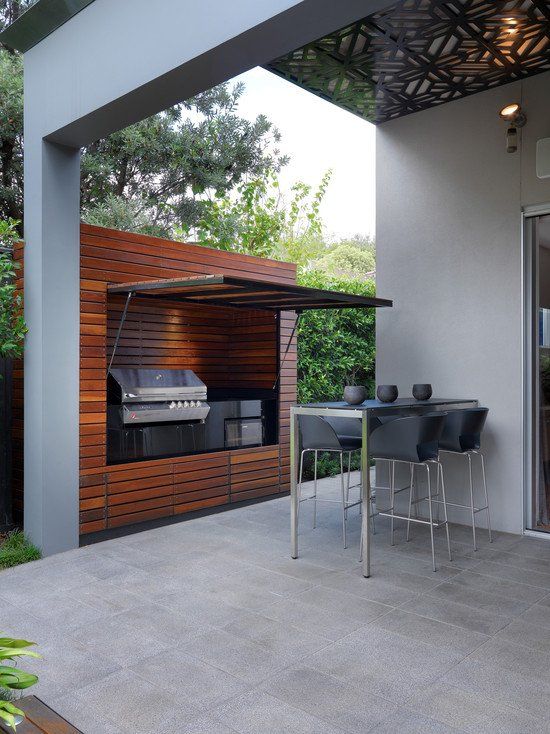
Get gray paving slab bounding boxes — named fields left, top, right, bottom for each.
left=2, top=474, right=550, bottom=734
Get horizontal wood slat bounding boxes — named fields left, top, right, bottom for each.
left=12, top=225, right=297, bottom=534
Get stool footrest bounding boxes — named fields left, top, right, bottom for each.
left=378, top=511, right=448, bottom=529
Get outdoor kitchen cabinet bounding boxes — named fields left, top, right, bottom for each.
left=11, top=224, right=297, bottom=536
left=12, top=224, right=388, bottom=538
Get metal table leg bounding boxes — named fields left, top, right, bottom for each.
left=291, top=408, right=299, bottom=559
left=361, top=411, right=371, bottom=577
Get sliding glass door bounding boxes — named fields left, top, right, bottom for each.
left=526, top=213, right=550, bottom=532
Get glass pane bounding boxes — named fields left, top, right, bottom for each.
left=534, top=215, right=550, bottom=530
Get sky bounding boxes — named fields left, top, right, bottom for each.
left=231, top=67, right=376, bottom=241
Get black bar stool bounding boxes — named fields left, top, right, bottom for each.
left=438, top=408, right=492, bottom=550
left=297, top=415, right=368, bottom=549
left=368, top=413, right=451, bottom=571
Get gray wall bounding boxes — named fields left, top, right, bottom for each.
left=376, top=70, right=550, bottom=534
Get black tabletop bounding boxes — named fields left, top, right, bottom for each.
left=298, top=398, right=477, bottom=410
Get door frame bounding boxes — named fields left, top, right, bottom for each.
left=523, top=204, right=550, bottom=538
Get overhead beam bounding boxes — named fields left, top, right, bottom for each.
left=20, top=0, right=396, bottom=147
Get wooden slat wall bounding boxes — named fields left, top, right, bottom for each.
left=11, top=224, right=297, bottom=534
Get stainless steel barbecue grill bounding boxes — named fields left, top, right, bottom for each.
left=108, top=368, right=210, bottom=424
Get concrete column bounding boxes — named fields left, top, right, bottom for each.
left=23, top=135, right=80, bottom=554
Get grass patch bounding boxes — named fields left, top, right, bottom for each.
left=0, top=531, right=41, bottom=570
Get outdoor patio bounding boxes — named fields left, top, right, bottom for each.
left=2, top=475, right=550, bottom=734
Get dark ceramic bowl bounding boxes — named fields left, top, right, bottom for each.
left=412, top=383, right=432, bottom=401
left=343, top=385, right=366, bottom=405
left=377, top=384, right=398, bottom=403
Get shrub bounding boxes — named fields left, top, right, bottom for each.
left=296, top=270, right=376, bottom=478
left=296, top=269, right=376, bottom=404
left=0, top=531, right=41, bottom=570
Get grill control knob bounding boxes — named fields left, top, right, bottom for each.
left=169, top=401, right=176, bottom=409
left=177, top=401, right=183, bottom=409
left=190, top=401, right=196, bottom=407
left=196, top=401, right=201, bottom=407
left=183, top=401, right=189, bottom=408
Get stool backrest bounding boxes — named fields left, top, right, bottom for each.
left=439, top=408, right=488, bottom=452
left=298, top=415, right=341, bottom=451
left=323, top=416, right=362, bottom=439
left=369, top=412, right=446, bottom=463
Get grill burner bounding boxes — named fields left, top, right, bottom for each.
left=108, top=368, right=210, bottom=424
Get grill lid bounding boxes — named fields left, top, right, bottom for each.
left=109, top=368, right=207, bottom=403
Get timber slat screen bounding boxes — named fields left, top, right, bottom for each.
left=12, top=224, right=297, bottom=534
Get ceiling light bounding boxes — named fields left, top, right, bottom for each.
left=499, top=103, right=527, bottom=154
left=500, top=103, right=521, bottom=119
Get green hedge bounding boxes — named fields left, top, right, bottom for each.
left=295, top=270, right=376, bottom=478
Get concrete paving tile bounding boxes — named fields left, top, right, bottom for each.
left=104, top=567, right=182, bottom=599
left=518, top=600, right=550, bottom=629
left=214, top=690, right=344, bottom=734
left=245, top=555, right=339, bottom=582
left=24, top=591, right=116, bottom=632
left=318, top=569, right=420, bottom=606
left=305, top=626, right=463, bottom=701
left=23, top=636, right=120, bottom=699
left=67, top=580, right=143, bottom=613
left=404, top=680, right=550, bottom=734
left=370, top=608, right=489, bottom=655
left=223, top=611, right=330, bottom=658
left=438, top=569, right=547, bottom=603
left=70, top=610, right=172, bottom=667
left=172, top=714, right=239, bottom=734
left=190, top=574, right=290, bottom=611
left=401, top=594, right=512, bottom=635
left=504, top=536, right=550, bottom=559
left=469, top=559, right=550, bottom=589
left=371, top=708, right=464, bottom=733
left=259, top=595, right=370, bottom=641
left=155, top=587, right=246, bottom=627
left=264, top=666, right=398, bottom=733
left=468, top=637, right=550, bottom=681
left=25, top=562, right=99, bottom=593
left=442, top=656, right=550, bottom=720
left=372, top=550, right=462, bottom=581
left=180, top=628, right=290, bottom=683
left=425, top=579, right=531, bottom=617
left=93, top=541, right=165, bottom=570
left=295, top=584, right=393, bottom=623
left=463, top=545, right=550, bottom=574
left=496, top=617, right=550, bottom=654
left=0, top=576, right=59, bottom=606
left=73, top=668, right=200, bottom=734
left=0, top=600, right=63, bottom=644
left=48, top=694, right=122, bottom=734
left=130, top=649, right=248, bottom=706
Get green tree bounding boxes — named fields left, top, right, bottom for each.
left=1, top=2, right=287, bottom=236
left=316, top=242, right=375, bottom=279
left=0, top=218, right=25, bottom=362
left=185, top=170, right=331, bottom=263
left=0, top=49, right=22, bottom=224
left=81, top=84, right=286, bottom=237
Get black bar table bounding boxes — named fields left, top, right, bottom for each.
left=290, top=398, right=478, bottom=577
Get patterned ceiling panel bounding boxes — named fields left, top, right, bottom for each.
left=266, top=0, right=550, bottom=124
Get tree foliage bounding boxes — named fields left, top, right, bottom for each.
left=0, top=49, right=22, bottom=224
left=296, top=270, right=376, bottom=403
left=184, top=170, right=331, bottom=262
left=0, top=218, right=25, bottom=361
left=1, top=0, right=287, bottom=237
left=81, top=84, right=287, bottom=237
left=316, top=243, right=375, bottom=279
